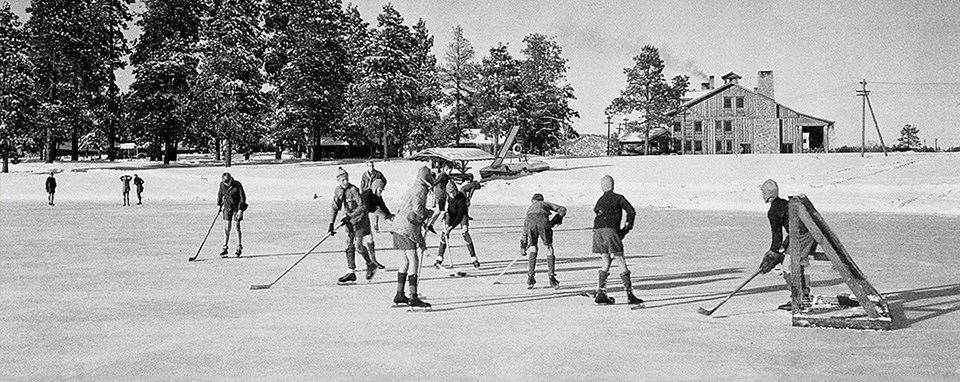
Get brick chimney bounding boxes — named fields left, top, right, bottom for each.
left=721, top=72, right=741, bottom=85
left=757, top=70, right=774, bottom=99
left=708, top=75, right=715, bottom=89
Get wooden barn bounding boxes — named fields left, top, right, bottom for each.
left=673, top=71, right=833, bottom=154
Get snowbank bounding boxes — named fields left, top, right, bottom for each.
left=2, top=152, right=958, bottom=215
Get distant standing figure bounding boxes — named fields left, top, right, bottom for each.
left=591, top=175, right=643, bottom=307
left=120, top=174, right=133, bottom=206
left=217, top=172, right=247, bottom=258
left=133, top=174, right=144, bottom=205
left=360, top=160, right=387, bottom=230
left=45, top=171, right=57, bottom=206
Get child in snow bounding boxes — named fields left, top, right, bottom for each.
left=133, top=174, right=144, bottom=205
left=217, top=172, right=247, bottom=258
left=120, top=174, right=133, bottom=206
left=329, top=167, right=377, bottom=283
left=360, top=178, right=394, bottom=271
left=522, top=193, right=567, bottom=289
left=757, top=179, right=816, bottom=310
left=360, top=160, right=387, bottom=231
left=434, top=181, right=481, bottom=270
left=45, top=171, right=56, bottom=206
left=591, top=175, right=643, bottom=306
left=389, top=166, right=434, bottom=308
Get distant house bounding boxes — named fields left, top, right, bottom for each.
left=674, top=71, right=833, bottom=154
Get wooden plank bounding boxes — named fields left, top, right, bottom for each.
left=788, top=198, right=803, bottom=312
left=795, top=205, right=881, bottom=318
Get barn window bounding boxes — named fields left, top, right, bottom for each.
left=725, top=140, right=733, bottom=153
left=723, top=120, right=732, bottom=133
left=741, top=143, right=752, bottom=154
left=694, top=140, right=703, bottom=152
left=723, top=97, right=732, bottom=109
left=684, top=141, right=692, bottom=153
left=736, top=96, right=745, bottom=109
left=694, top=121, right=702, bottom=133
left=716, top=140, right=723, bottom=153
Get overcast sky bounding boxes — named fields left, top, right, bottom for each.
left=8, top=0, right=960, bottom=147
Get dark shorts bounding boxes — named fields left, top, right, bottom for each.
left=392, top=233, right=417, bottom=250
left=223, top=205, right=242, bottom=221
left=435, top=191, right=447, bottom=210
left=446, top=215, right=468, bottom=229
left=592, top=228, right=623, bottom=254
left=525, top=219, right=553, bottom=247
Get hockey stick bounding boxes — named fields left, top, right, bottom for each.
left=188, top=209, right=222, bottom=262
left=250, top=224, right=342, bottom=290
left=697, top=269, right=762, bottom=316
left=490, top=251, right=525, bottom=285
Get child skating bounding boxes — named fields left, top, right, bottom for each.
left=360, top=178, right=394, bottom=271
left=591, top=175, right=643, bottom=307
left=522, top=193, right=566, bottom=289
left=389, top=166, right=434, bottom=308
left=757, top=179, right=816, bottom=310
left=216, top=172, right=247, bottom=258
left=434, top=181, right=481, bottom=270
left=329, top=167, right=377, bottom=284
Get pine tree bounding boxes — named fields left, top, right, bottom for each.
left=128, top=0, right=204, bottom=164
left=405, top=19, right=442, bottom=151
left=25, top=0, right=134, bottom=162
left=440, top=25, right=478, bottom=145
left=896, top=124, right=921, bottom=151
left=518, top=33, right=579, bottom=154
left=476, top=43, right=522, bottom=151
left=194, top=0, right=267, bottom=167
left=0, top=3, right=35, bottom=172
left=607, top=45, right=689, bottom=155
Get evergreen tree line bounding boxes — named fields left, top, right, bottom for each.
left=0, top=0, right=579, bottom=170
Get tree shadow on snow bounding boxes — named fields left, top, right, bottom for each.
left=882, top=283, right=960, bottom=329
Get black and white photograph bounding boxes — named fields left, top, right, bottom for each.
left=1, top=0, right=958, bottom=380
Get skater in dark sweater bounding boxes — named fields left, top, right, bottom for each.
left=522, top=193, right=567, bottom=289
left=133, top=174, right=144, bottom=205
left=434, top=181, right=481, bottom=269
left=217, top=172, right=247, bottom=258
left=45, top=171, right=56, bottom=206
left=360, top=178, right=394, bottom=271
left=329, top=167, right=377, bottom=283
left=426, top=163, right=453, bottom=233
left=757, top=179, right=816, bottom=310
left=360, top=161, right=387, bottom=231
left=120, top=174, right=132, bottom=206
left=389, top=166, right=434, bottom=308
left=591, top=175, right=643, bottom=306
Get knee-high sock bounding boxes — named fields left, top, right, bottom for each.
left=598, top=270, right=609, bottom=291
left=345, top=247, right=356, bottom=270
left=396, top=272, right=407, bottom=294
left=464, top=232, right=477, bottom=259
left=437, top=234, right=448, bottom=259
left=620, top=270, right=633, bottom=293
left=407, top=274, right=419, bottom=296
left=547, top=255, right=556, bottom=276
left=366, top=242, right=377, bottom=263
left=527, top=251, right=538, bottom=276
left=357, top=242, right=372, bottom=265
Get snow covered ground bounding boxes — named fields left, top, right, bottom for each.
left=1, top=152, right=959, bottom=380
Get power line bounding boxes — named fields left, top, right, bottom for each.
left=871, top=81, right=960, bottom=86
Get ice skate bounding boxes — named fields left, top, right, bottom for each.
left=549, top=275, right=561, bottom=290
left=626, top=292, right=644, bottom=307
left=365, top=263, right=377, bottom=281
left=426, top=224, right=436, bottom=234
left=527, top=274, right=536, bottom=289
left=234, top=245, right=243, bottom=258
left=471, top=256, right=480, bottom=268
left=409, top=294, right=431, bottom=308
left=433, top=256, right=444, bottom=269
left=219, top=246, right=229, bottom=258
left=375, top=261, right=386, bottom=270
left=393, top=292, right=410, bottom=306
left=594, top=290, right=615, bottom=305
left=337, top=272, right=357, bottom=285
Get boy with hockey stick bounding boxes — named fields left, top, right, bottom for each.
left=426, top=163, right=453, bottom=233
left=217, top=172, right=247, bottom=258
left=522, top=193, right=567, bottom=289
left=360, top=178, right=394, bottom=270
left=329, top=167, right=378, bottom=283
left=591, top=175, right=643, bottom=306
left=434, top=181, right=481, bottom=270
left=389, top=166, right=435, bottom=308
left=757, top=179, right=815, bottom=310
left=360, top=160, right=387, bottom=231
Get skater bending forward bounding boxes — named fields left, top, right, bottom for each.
left=360, top=178, right=394, bottom=271
left=591, top=175, right=643, bottom=306
left=757, top=179, right=817, bottom=310
left=389, top=166, right=435, bottom=308
left=523, top=193, right=566, bottom=289
left=217, top=172, right=247, bottom=258
left=434, top=181, right=481, bottom=270
left=329, top=167, right=377, bottom=284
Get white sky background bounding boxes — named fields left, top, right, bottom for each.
left=8, top=0, right=960, bottom=147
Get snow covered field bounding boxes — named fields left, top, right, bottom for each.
left=2, top=152, right=959, bottom=380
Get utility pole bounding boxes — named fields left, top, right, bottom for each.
left=605, top=116, right=613, bottom=156
left=858, top=80, right=867, bottom=157
left=860, top=80, right=889, bottom=156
